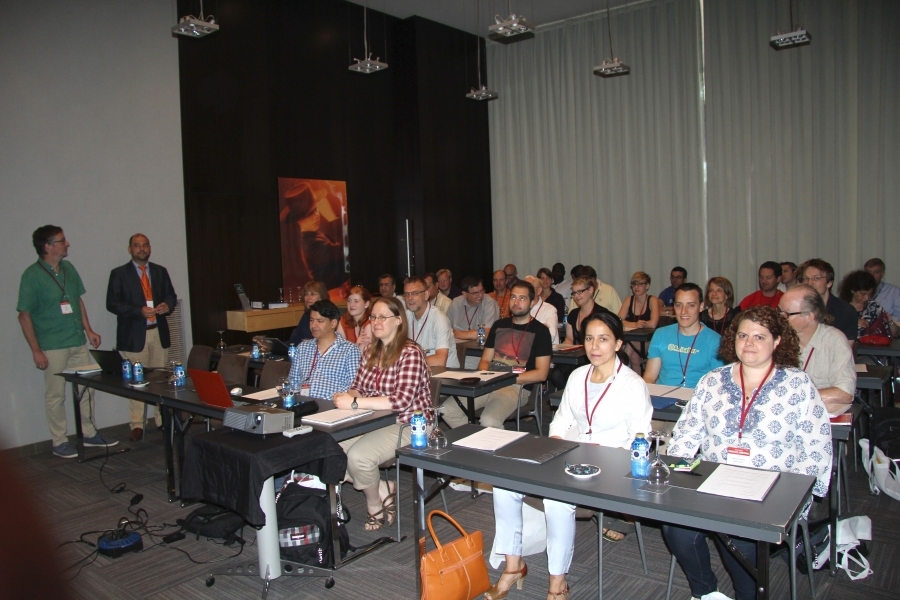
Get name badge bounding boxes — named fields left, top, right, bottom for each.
left=512, top=366, right=526, bottom=374
left=300, top=384, right=311, bottom=397
left=60, top=301, right=73, bottom=315
left=726, top=444, right=752, bottom=467
left=146, top=300, right=155, bottom=309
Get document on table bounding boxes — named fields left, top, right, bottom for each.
left=62, top=364, right=102, bottom=374
left=647, top=384, right=695, bottom=402
left=697, top=465, right=780, bottom=501
left=303, top=409, right=374, bottom=425
left=855, top=364, right=868, bottom=373
left=436, top=370, right=508, bottom=382
left=453, top=428, right=528, bottom=451
left=242, top=387, right=280, bottom=400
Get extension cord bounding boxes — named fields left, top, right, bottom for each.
left=97, top=531, right=143, bottom=558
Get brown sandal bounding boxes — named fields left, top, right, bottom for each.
left=547, top=582, right=570, bottom=599
left=484, top=562, right=528, bottom=600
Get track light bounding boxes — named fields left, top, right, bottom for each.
left=770, top=28, right=811, bottom=51
left=488, top=13, right=535, bottom=44
left=349, top=0, right=388, bottom=73
left=172, top=1, right=218, bottom=38
left=593, top=0, right=629, bottom=78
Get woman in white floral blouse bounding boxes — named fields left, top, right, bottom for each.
left=664, top=305, right=832, bottom=600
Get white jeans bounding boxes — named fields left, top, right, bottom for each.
left=493, top=488, right=576, bottom=576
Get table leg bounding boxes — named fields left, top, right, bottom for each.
left=414, top=467, right=425, bottom=598
left=72, top=382, right=87, bottom=462
left=161, top=405, right=177, bottom=502
left=756, top=540, right=769, bottom=600
left=829, top=440, right=844, bottom=577
left=256, top=476, right=283, bottom=580
left=597, top=510, right=603, bottom=600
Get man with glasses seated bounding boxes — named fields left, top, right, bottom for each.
left=865, top=258, right=900, bottom=323
left=447, top=276, right=499, bottom=341
left=441, top=281, right=552, bottom=429
left=797, top=259, right=858, bottom=346
left=778, top=285, right=855, bottom=412
left=287, top=300, right=361, bottom=399
left=403, top=276, right=458, bottom=368
left=378, top=273, right=402, bottom=299
left=659, top=266, right=687, bottom=309
left=423, top=272, right=452, bottom=314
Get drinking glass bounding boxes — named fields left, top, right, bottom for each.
left=278, top=287, right=284, bottom=303
left=646, top=430, right=670, bottom=487
left=216, top=330, right=227, bottom=352
left=426, top=406, right=447, bottom=449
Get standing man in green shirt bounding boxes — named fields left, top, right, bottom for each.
left=17, top=225, right=119, bottom=458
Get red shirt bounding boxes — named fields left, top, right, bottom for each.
left=739, top=289, right=784, bottom=311
left=350, top=341, right=432, bottom=423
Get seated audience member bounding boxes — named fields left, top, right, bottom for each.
left=489, top=269, right=512, bottom=319
left=504, top=264, right=520, bottom=290
left=337, top=285, right=373, bottom=350
left=288, top=300, right=361, bottom=398
left=525, top=275, right=559, bottom=344
left=700, top=277, right=741, bottom=335
left=779, top=285, right=856, bottom=411
left=865, top=258, right=900, bottom=323
left=643, top=283, right=726, bottom=388
left=839, top=270, right=897, bottom=338
left=332, top=297, right=431, bottom=530
left=447, top=276, right=500, bottom=340
left=486, top=312, right=651, bottom=600
left=436, top=268, right=463, bottom=300
left=441, top=281, right=552, bottom=429
left=563, top=277, right=614, bottom=345
left=738, top=261, right=783, bottom=310
left=659, top=266, right=687, bottom=308
left=403, top=276, right=459, bottom=368
left=537, top=267, right=567, bottom=323
left=567, top=265, right=622, bottom=313
left=665, top=306, right=831, bottom=600
left=424, top=272, right=451, bottom=313
left=378, top=273, right=400, bottom=299
left=618, top=271, right=660, bottom=329
left=288, top=280, right=329, bottom=344
left=551, top=262, right=572, bottom=306
left=781, top=261, right=799, bottom=291
left=798, top=259, right=858, bottom=344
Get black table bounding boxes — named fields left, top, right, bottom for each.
left=430, top=367, right=518, bottom=424
left=622, top=327, right=656, bottom=362
left=462, top=340, right=587, bottom=366
left=398, top=424, right=815, bottom=600
left=856, top=364, right=893, bottom=406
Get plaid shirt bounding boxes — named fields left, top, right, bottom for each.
left=288, top=336, right=361, bottom=399
left=350, top=341, right=431, bottom=423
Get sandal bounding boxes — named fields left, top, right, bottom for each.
left=602, top=528, right=626, bottom=543
left=364, top=491, right=397, bottom=531
left=484, top=562, right=527, bottom=600
left=547, top=583, right=570, bottom=599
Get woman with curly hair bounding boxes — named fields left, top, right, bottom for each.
left=337, top=285, right=374, bottom=349
left=663, top=306, right=831, bottom=600
left=838, top=270, right=897, bottom=339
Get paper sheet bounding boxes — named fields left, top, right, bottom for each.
left=62, top=364, right=102, bottom=374
left=855, top=364, right=868, bottom=373
left=696, top=464, right=780, bottom=501
left=435, top=370, right=508, bottom=381
left=242, top=387, right=280, bottom=400
left=302, top=408, right=374, bottom=425
left=452, top=428, right=528, bottom=451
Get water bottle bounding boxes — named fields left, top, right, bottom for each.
left=477, top=324, right=486, bottom=347
left=251, top=342, right=260, bottom=359
left=121, top=358, right=132, bottom=380
left=133, top=361, right=144, bottom=383
left=631, top=433, right=650, bottom=478
left=562, top=314, right=568, bottom=328
left=410, top=410, right=427, bottom=449
left=288, top=342, right=297, bottom=361
left=173, top=362, right=186, bottom=387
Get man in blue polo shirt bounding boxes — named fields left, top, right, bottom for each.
left=17, top=225, right=119, bottom=458
left=644, top=283, right=725, bottom=388
left=287, top=300, right=361, bottom=398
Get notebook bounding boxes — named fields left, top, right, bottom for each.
left=89, top=349, right=125, bottom=375
left=188, top=369, right=242, bottom=408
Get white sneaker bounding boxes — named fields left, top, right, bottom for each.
left=691, top=592, right=733, bottom=600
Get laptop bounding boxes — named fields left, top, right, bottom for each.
left=90, top=349, right=125, bottom=375
left=234, top=283, right=251, bottom=310
left=189, top=369, right=244, bottom=408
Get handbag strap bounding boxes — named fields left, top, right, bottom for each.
left=426, top=510, right=470, bottom=552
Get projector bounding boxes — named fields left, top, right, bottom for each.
left=488, top=14, right=535, bottom=44
left=224, top=405, right=294, bottom=435
left=770, top=29, right=811, bottom=51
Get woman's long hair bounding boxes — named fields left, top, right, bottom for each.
left=341, top=285, right=372, bottom=329
left=364, top=297, right=411, bottom=370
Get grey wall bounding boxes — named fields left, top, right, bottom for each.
left=0, top=0, right=190, bottom=449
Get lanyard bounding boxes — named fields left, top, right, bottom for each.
left=39, top=261, right=67, bottom=297
left=737, top=362, right=776, bottom=439
left=802, top=347, right=815, bottom=371
left=583, top=361, right=623, bottom=434
left=710, top=307, right=729, bottom=335
left=464, top=304, right=480, bottom=329
left=510, top=317, right=533, bottom=363
left=411, top=304, right=431, bottom=343
left=677, top=327, right=702, bottom=386
left=305, top=341, right=334, bottom=382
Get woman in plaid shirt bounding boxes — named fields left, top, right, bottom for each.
left=333, top=296, right=432, bottom=530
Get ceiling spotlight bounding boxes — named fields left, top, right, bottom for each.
left=172, top=1, right=217, bottom=38
left=488, top=12, right=535, bottom=44
left=593, top=58, right=630, bottom=78
left=349, top=0, right=388, bottom=73
left=770, top=28, right=811, bottom=50
left=466, top=85, right=499, bottom=101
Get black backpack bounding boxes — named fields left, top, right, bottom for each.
left=275, top=480, right=353, bottom=568
left=177, top=504, right=246, bottom=546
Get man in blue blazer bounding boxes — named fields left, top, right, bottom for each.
left=106, top=234, right=177, bottom=440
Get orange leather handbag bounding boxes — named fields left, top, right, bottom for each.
left=419, top=510, right=490, bottom=600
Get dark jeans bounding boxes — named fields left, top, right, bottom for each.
left=662, top=524, right=758, bottom=600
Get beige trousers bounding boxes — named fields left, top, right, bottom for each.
left=440, top=384, right=523, bottom=429
left=122, top=327, right=168, bottom=429
left=43, top=345, right=98, bottom=447
left=338, top=422, right=409, bottom=490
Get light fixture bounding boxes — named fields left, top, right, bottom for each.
left=171, top=0, right=218, bottom=38
left=467, top=0, right=498, bottom=101
left=488, top=1, right=535, bottom=45
left=770, top=1, right=810, bottom=50
left=349, top=0, right=388, bottom=73
left=593, top=0, right=629, bottom=78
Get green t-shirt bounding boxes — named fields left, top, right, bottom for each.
left=17, top=259, right=87, bottom=351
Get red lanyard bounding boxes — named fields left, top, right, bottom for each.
left=411, top=304, right=431, bottom=343
left=711, top=308, right=729, bottom=334
left=464, top=304, right=480, bottom=329
left=583, top=361, right=623, bottom=434
left=510, top=317, right=533, bottom=363
left=802, top=347, right=815, bottom=371
left=305, top=341, right=334, bottom=382
left=677, top=327, right=702, bottom=386
left=737, top=362, right=775, bottom=439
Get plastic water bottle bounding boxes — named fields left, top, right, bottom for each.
left=251, top=342, right=260, bottom=359
left=173, top=362, right=186, bottom=387
left=133, top=361, right=144, bottom=383
left=410, top=410, right=427, bottom=449
left=477, top=324, right=486, bottom=347
left=631, top=433, right=650, bottom=478
left=121, top=358, right=132, bottom=380
left=288, top=342, right=297, bottom=360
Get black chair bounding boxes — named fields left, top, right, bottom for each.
left=259, top=360, right=292, bottom=390
left=505, top=383, right=544, bottom=435
left=216, top=353, right=250, bottom=386
left=186, top=344, right=214, bottom=371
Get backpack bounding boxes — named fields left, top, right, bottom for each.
left=177, top=504, right=246, bottom=546
left=275, top=480, right=353, bottom=568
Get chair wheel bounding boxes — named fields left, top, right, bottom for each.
left=325, top=577, right=335, bottom=589
left=205, top=576, right=215, bottom=587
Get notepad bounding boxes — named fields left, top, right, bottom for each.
left=855, top=364, right=868, bottom=373
left=494, top=435, right=579, bottom=464
left=242, top=388, right=281, bottom=400
left=452, top=428, right=528, bottom=451
left=436, top=370, right=508, bottom=382
left=696, top=464, right=779, bottom=501
left=303, top=409, right=373, bottom=425
left=62, top=364, right=102, bottom=374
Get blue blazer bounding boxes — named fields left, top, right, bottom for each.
left=106, top=262, right=177, bottom=353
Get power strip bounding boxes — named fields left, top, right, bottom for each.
left=97, top=531, right=143, bottom=558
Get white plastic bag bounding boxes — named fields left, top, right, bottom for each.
left=859, top=438, right=900, bottom=500
left=489, top=501, right=547, bottom=569
left=835, top=516, right=873, bottom=580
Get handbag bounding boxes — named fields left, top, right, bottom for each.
left=419, top=510, right=490, bottom=600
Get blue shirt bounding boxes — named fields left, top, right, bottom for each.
left=658, top=286, right=676, bottom=306
left=874, top=281, right=900, bottom=321
left=647, top=324, right=725, bottom=387
left=288, top=336, right=361, bottom=399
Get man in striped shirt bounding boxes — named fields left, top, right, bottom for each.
left=288, top=300, right=361, bottom=399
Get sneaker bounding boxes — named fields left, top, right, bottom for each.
left=691, top=593, right=734, bottom=600
left=52, top=442, right=77, bottom=459
left=83, top=433, right=120, bottom=448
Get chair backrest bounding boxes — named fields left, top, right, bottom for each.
left=259, top=360, right=292, bottom=390
left=217, top=353, right=250, bottom=386
left=429, top=378, right=442, bottom=406
left=186, top=345, right=214, bottom=371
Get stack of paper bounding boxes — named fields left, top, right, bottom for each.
left=697, top=465, right=780, bottom=501
left=453, top=428, right=528, bottom=451
left=303, top=409, right=373, bottom=425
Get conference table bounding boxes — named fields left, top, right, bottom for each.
left=398, top=424, right=816, bottom=600
left=430, top=365, right=518, bottom=425
left=622, top=327, right=656, bottom=362
left=462, top=339, right=587, bottom=366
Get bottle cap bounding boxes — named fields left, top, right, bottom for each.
left=636, top=433, right=645, bottom=438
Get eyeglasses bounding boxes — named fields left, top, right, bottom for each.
left=630, top=281, right=649, bottom=287
left=50, top=238, right=67, bottom=245
left=368, top=314, right=399, bottom=322
left=572, top=288, right=591, bottom=296
left=403, top=290, right=427, bottom=298
left=778, top=309, right=807, bottom=318
left=798, top=275, right=827, bottom=283
left=464, top=289, right=485, bottom=295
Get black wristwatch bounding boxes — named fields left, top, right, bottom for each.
left=351, top=399, right=358, bottom=410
